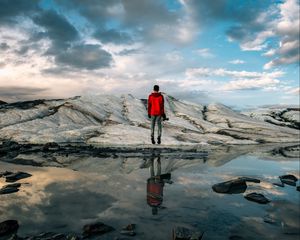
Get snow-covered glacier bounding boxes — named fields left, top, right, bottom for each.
left=0, top=94, right=299, bottom=145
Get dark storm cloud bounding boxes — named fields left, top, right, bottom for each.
left=55, top=44, right=113, bottom=70
left=33, top=10, right=79, bottom=50
left=94, top=28, right=133, bottom=44
left=0, top=0, right=39, bottom=23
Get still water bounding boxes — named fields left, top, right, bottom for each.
left=0, top=149, right=299, bottom=239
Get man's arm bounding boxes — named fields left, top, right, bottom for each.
left=148, top=95, right=152, bottom=118
left=161, top=95, right=165, bottom=117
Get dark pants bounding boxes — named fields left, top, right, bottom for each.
left=151, top=115, right=162, bottom=138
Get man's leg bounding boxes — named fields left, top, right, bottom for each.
left=151, top=116, right=156, bottom=144
left=157, top=116, right=162, bottom=144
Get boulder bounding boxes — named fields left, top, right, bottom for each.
left=279, top=174, right=298, bottom=186
left=0, top=220, right=19, bottom=237
left=244, top=193, right=270, bottom=204
left=5, top=172, right=32, bottom=183
left=212, top=179, right=247, bottom=194
left=82, top=222, right=114, bottom=238
left=279, top=174, right=298, bottom=182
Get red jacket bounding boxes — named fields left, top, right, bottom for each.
left=148, top=92, right=165, bottom=116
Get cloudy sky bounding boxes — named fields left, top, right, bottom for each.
left=0, top=0, right=299, bottom=107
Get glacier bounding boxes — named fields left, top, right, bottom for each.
left=0, top=94, right=299, bottom=145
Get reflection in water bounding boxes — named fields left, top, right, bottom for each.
left=0, top=145, right=299, bottom=239
left=146, top=153, right=172, bottom=215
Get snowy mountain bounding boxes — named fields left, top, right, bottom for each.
left=0, top=94, right=298, bottom=145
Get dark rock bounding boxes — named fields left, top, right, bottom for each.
left=273, top=182, right=284, bottom=187
left=43, top=142, right=60, bottom=151
left=172, top=226, right=204, bottom=240
left=280, top=178, right=296, bottom=186
left=7, top=234, right=23, bottom=240
left=263, top=215, right=278, bottom=225
left=297, top=186, right=300, bottom=192
left=0, top=220, right=19, bottom=237
left=0, top=141, right=20, bottom=154
left=5, top=172, right=32, bottom=183
left=0, top=171, right=13, bottom=178
left=82, top=222, right=114, bottom=238
left=120, top=224, right=136, bottom=236
left=238, top=177, right=260, bottom=183
left=279, top=174, right=298, bottom=182
left=244, top=193, right=270, bottom=204
left=212, top=179, right=247, bottom=194
left=0, top=183, right=21, bottom=195
left=0, top=100, right=7, bottom=105
left=22, top=232, right=80, bottom=240
left=229, top=236, right=244, bottom=240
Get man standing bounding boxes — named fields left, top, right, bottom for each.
left=148, top=85, right=166, bottom=144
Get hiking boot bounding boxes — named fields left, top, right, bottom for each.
left=157, top=137, right=161, bottom=144
left=151, top=137, right=155, bottom=144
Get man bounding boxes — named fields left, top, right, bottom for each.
left=146, top=153, right=172, bottom=215
left=148, top=85, right=166, bottom=144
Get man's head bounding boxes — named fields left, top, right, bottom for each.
left=153, top=85, right=159, bottom=92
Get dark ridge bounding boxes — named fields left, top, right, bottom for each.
left=216, top=130, right=251, bottom=140
left=140, top=99, right=147, bottom=109
left=0, top=100, right=7, bottom=105
left=0, top=99, right=47, bottom=110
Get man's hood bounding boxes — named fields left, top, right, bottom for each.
left=150, top=92, right=162, bottom=97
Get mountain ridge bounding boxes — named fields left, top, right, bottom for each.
left=0, top=94, right=298, bottom=145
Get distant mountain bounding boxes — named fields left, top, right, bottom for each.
left=0, top=94, right=298, bottom=145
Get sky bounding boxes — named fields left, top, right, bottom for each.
left=0, top=0, right=299, bottom=107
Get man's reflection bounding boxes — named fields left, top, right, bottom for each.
left=146, top=153, right=172, bottom=215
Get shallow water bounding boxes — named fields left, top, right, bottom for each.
left=0, top=149, right=299, bottom=240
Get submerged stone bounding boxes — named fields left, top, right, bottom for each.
left=280, top=178, right=296, bottom=186
left=273, top=182, right=284, bottom=187
left=0, top=183, right=21, bottom=195
left=238, top=177, right=260, bottom=183
left=120, top=223, right=136, bottom=236
left=82, top=222, right=114, bottom=238
left=172, top=226, right=204, bottom=240
left=5, top=172, right=32, bottom=183
left=244, top=193, right=270, bottom=204
left=212, top=179, right=247, bottom=194
left=0, top=220, right=19, bottom=237
left=297, top=186, right=300, bottom=192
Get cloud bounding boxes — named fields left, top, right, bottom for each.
left=286, top=87, right=300, bottom=95
left=184, top=67, right=284, bottom=91
left=33, top=10, right=79, bottom=51
left=55, top=44, right=113, bottom=70
left=186, top=67, right=284, bottom=79
left=94, top=28, right=133, bottom=45
left=0, top=86, right=48, bottom=102
left=226, top=0, right=299, bottom=68
left=229, top=59, right=245, bottom=64
left=220, top=78, right=280, bottom=91
left=0, top=42, right=9, bottom=50
left=0, top=0, right=39, bottom=24
left=195, top=48, right=215, bottom=58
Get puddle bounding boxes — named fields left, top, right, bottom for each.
left=0, top=147, right=299, bottom=239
